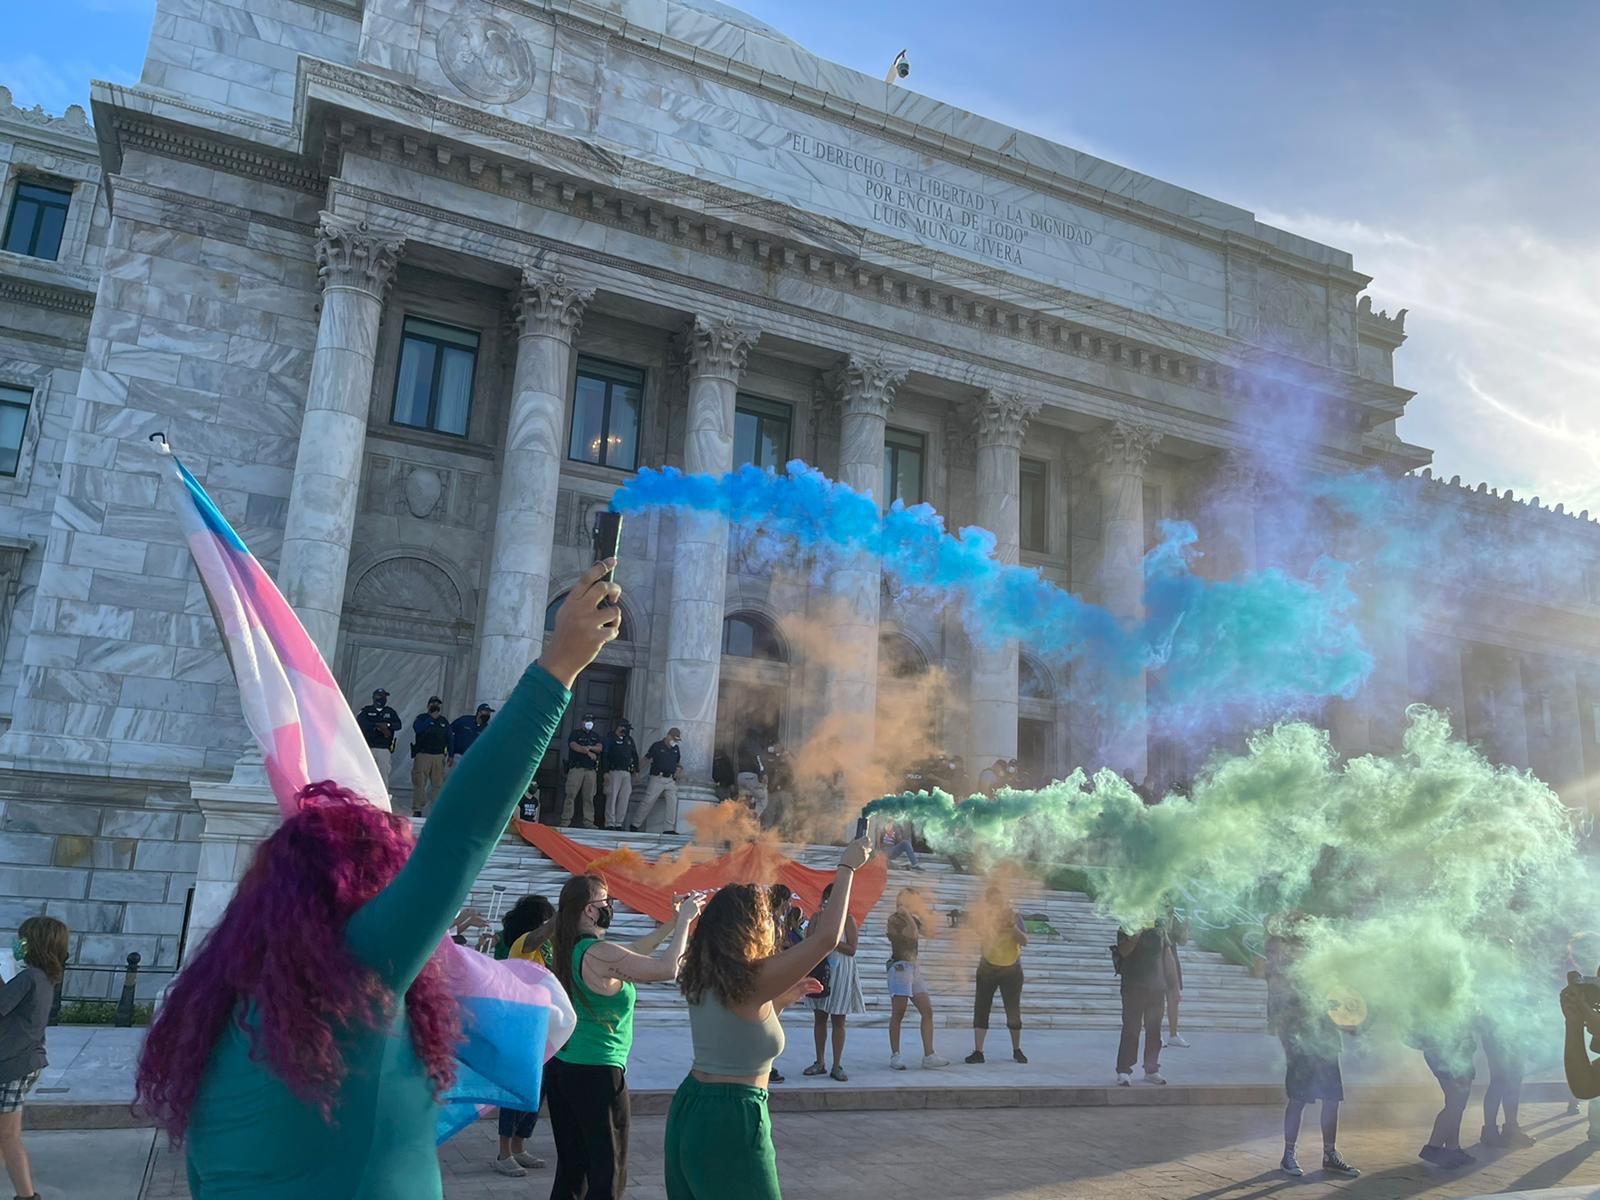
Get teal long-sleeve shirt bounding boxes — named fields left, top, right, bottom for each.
left=184, top=663, right=570, bottom=1199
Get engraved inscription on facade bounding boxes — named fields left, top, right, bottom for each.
left=790, top=132, right=1098, bottom=270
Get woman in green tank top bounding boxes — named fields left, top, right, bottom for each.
left=664, top=837, right=874, bottom=1200
left=539, top=873, right=703, bottom=1199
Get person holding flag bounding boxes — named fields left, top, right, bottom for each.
left=133, top=444, right=612, bottom=1199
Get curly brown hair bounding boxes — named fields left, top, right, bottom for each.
left=679, top=884, right=774, bottom=1007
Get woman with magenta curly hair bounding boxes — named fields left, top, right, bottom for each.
left=135, top=561, right=622, bottom=1199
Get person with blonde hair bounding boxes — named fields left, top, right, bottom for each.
left=665, top=838, right=873, bottom=1198
left=0, top=914, right=69, bottom=1200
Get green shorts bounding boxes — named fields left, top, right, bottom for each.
left=664, top=1074, right=780, bottom=1200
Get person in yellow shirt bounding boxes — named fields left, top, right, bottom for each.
left=966, top=885, right=1029, bottom=1064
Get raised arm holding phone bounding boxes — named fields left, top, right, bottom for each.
left=665, top=837, right=874, bottom=1200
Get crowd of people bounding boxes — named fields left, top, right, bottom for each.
left=4, top=559, right=1594, bottom=1200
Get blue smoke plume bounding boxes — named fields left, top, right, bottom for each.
left=613, top=461, right=1373, bottom=730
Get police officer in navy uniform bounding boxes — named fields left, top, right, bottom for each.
left=409, top=696, right=450, bottom=817
left=447, top=702, right=493, bottom=768
left=600, top=719, right=641, bottom=830
left=627, top=726, right=684, bottom=834
left=561, top=712, right=603, bottom=828
left=355, top=688, right=402, bottom=786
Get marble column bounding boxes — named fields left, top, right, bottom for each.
left=476, top=267, right=594, bottom=706
left=1523, top=653, right=1585, bottom=798
left=826, top=353, right=906, bottom=779
left=662, top=316, right=759, bottom=781
left=970, top=391, right=1041, bottom=769
left=1208, top=451, right=1258, bottom=579
left=1092, top=420, right=1162, bottom=781
left=1464, top=645, right=1531, bottom=769
left=278, top=214, right=402, bottom=658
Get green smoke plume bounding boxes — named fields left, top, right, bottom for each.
left=865, top=706, right=1592, bottom=1061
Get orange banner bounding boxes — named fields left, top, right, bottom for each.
left=513, top=821, right=888, bottom=926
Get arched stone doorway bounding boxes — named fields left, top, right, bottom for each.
left=338, top=554, right=474, bottom=796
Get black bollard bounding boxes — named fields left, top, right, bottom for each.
left=115, top=951, right=142, bottom=1027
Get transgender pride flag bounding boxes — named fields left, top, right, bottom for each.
left=155, top=440, right=390, bottom=815
left=155, top=438, right=575, bottom=1142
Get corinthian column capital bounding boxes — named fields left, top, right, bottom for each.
left=315, top=213, right=402, bottom=298
left=1213, top=449, right=1262, bottom=499
left=1091, top=420, right=1163, bottom=473
left=685, top=314, right=760, bottom=381
left=513, top=267, right=594, bottom=340
left=973, top=390, right=1041, bottom=449
left=833, top=351, right=908, bottom=421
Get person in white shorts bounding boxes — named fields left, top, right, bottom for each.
left=885, top=888, right=948, bottom=1070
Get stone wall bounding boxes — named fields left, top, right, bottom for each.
left=0, top=776, right=199, bottom=987
left=1, top=151, right=323, bottom=772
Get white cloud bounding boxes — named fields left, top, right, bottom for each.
left=0, top=52, right=139, bottom=116
left=1259, top=207, right=1600, bottom=514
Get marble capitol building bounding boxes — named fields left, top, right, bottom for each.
left=0, top=0, right=1597, bottom=980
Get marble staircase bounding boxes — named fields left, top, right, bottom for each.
left=458, top=827, right=1268, bottom=1032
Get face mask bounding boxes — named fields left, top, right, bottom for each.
left=670, top=738, right=679, bottom=746
left=583, top=722, right=594, bottom=731
left=593, top=900, right=614, bottom=930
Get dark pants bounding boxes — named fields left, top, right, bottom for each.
left=499, top=1107, right=537, bottom=1139
left=973, top=960, right=1024, bottom=1030
left=1117, top=984, right=1164, bottom=1075
left=545, top=1058, right=629, bottom=1199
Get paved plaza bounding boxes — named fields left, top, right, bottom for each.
left=120, top=1101, right=1597, bottom=1200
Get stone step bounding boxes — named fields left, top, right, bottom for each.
left=463, top=829, right=1269, bottom=1031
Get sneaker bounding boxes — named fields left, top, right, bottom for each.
left=889, top=1053, right=906, bottom=1070
left=1116, top=1072, right=1133, bottom=1087
left=829, top=1064, right=848, bottom=1082
left=1439, top=1148, right=1475, bottom=1169
left=1165, top=1033, right=1191, bottom=1048
left=1280, top=1150, right=1303, bottom=1177
left=494, top=1156, right=527, bottom=1178
left=1419, top=1144, right=1443, bottom=1164
left=513, top=1152, right=546, bottom=1169
left=1013, top=1048, right=1028, bottom=1064
left=1322, top=1149, right=1359, bottom=1177
left=1500, top=1125, right=1535, bottom=1148
left=768, top=1069, right=784, bottom=1084
left=1143, top=1071, right=1167, bottom=1085
left=922, top=1053, right=949, bottom=1069
left=1479, top=1124, right=1502, bottom=1147
left=626, top=825, right=639, bottom=832
left=965, top=1050, right=986, bottom=1064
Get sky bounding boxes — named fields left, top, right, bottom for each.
left=5, top=0, right=1598, bottom=513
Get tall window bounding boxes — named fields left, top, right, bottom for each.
left=734, top=396, right=791, bottom=470
left=0, top=385, right=32, bottom=476
left=392, top=317, right=478, bottom=436
left=882, top=427, right=925, bottom=507
left=1020, top=458, right=1048, bottom=553
left=569, top=357, right=642, bottom=471
left=2, top=182, right=71, bottom=261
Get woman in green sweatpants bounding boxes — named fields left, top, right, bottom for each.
left=666, top=839, right=874, bottom=1199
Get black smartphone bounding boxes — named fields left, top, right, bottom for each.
left=592, top=510, right=622, bottom=589
left=854, top=815, right=869, bottom=840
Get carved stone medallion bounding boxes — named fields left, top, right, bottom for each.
left=437, top=15, right=536, bottom=105
left=403, top=466, right=444, bottom=519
